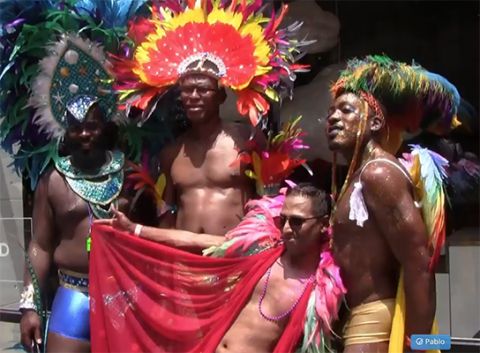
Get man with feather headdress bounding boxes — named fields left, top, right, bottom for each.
left=17, top=34, right=158, bottom=353
left=325, top=55, right=460, bottom=352
left=110, top=0, right=309, bottom=237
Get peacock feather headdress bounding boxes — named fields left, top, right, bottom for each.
left=0, top=0, right=176, bottom=189
left=111, top=0, right=310, bottom=126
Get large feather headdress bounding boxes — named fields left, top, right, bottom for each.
left=0, top=0, right=148, bottom=189
left=111, top=0, right=310, bottom=126
left=331, top=55, right=461, bottom=134
left=28, top=34, right=121, bottom=137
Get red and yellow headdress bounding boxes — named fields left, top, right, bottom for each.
left=111, top=0, right=308, bottom=125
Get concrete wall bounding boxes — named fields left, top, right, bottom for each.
left=0, top=150, right=25, bottom=312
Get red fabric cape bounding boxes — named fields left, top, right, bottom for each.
left=90, top=224, right=313, bottom=352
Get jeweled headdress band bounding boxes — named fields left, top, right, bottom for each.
left=178, top=52, right=226, bottom=78
left=65, top=95, right=100, bottom=124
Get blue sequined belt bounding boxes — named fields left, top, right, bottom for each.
left=58, top=269, right=89, bottom=292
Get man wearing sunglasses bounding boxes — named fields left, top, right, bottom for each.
left=94, top=183, right=345, bottom=352
left=275, top=188, right=330, bottom=257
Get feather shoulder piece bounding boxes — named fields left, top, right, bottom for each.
left=399, top=144, right=449, bottom=271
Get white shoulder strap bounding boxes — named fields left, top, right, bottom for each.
left=359, top=158, right=412, bottom=184
left=349, top=158, right=414, bottom=228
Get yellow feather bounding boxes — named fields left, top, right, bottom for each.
left=451, top=115, right=462, bottom=128
left=132, top=66, right=149, bottom=84
left=245, top=169, right=257, bottom=180
left=264, top=87, right=279, bottom=102
left=166, top=7, right=205, bottom=29
left=207, top=8, right=243, bottom=29
left=240, top=23, right=270, bottom=66
left=389, top=272, right=440, bottom=353
left=251, top=152, right=263, bottom=183
left=155, top=173, right=167, bottom=206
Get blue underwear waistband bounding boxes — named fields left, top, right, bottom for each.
left=58, top=269, right=89, bottom=291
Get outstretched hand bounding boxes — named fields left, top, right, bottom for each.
left=94, top=208, right=136, bottom=234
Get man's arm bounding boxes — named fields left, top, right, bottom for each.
left=136, top=225, right=223, bottom=249
left=362, top=163, right=435, bottom=338
left=20, top=171, right=56, bottom=350
left=96, top=209, right=223, bottom=250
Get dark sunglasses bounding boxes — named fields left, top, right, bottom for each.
left=275, top=214, right=323, bottom=229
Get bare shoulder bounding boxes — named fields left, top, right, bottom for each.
left=222, top=121, right=265, bottom=148
left=360, top=156, right=412, bottom=202
left=40, top=167, right=64, bottom=190
left=223, top=121, right=254, bottom=139
left=158, top=138, right=183, bottom=165
left=34, top=167, right=67, bottom=204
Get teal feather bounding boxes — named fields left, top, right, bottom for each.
left=0, top=0, right=151, bottom=189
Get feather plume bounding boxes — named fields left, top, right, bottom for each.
left=238, top=116, right=309, bottom=195
left=331, top=55, right=460, bottom=133
left=111, top=0, right=310, bottom=126
left=400, top=145, right=449, bottom=271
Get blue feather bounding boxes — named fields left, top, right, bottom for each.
left=75, top=0, right=148, bottom=28
left=425, top=71, right=461, bottom=116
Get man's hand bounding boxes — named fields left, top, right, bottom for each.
left=95, top=209, right=136, bottom=234
left=20, top=310, right=42, bottom=353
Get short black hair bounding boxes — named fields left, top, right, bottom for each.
left=286, top=183, right=331, bottom=217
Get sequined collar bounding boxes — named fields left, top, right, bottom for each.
left=55, top=151, right=124, bottom=179
left=55, top=150, right=124, bottom=218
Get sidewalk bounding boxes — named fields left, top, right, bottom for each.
left=0, top=321, right=24, bottom=352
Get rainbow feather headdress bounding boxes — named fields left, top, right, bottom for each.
left=111, top=0, right=309, bottom=125
left=331, top=55, right=460, bottom=133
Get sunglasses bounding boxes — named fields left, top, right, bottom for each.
left=275, top=214, right=323, bottom=229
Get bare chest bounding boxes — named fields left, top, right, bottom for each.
left=332, top=183, right=394, bottom=274
left=253, top=265, right=311, bottom=323
left=51, top=178, right=89, bottom=217
left=171, top=140, right=245, bottom=188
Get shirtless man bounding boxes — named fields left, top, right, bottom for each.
left=109, top=0, right=306, bottom=238
left=327, top=93, right=434, bottom=352
left=19, top=97, right=155, bottom=353
left=158, top=73, right=260, bottom=235
left=97, top=184, right=342, bottom=352
left=216, top=185, right=332, bottom=352
left=325, top=56, right=452, bottom=352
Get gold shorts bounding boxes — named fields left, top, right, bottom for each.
left=343, top=298, right=395, bottom=346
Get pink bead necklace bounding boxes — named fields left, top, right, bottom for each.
left=258, top=265, right=314, bottom=322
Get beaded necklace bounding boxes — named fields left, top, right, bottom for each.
left=258, top=264, right=314, bottom=322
